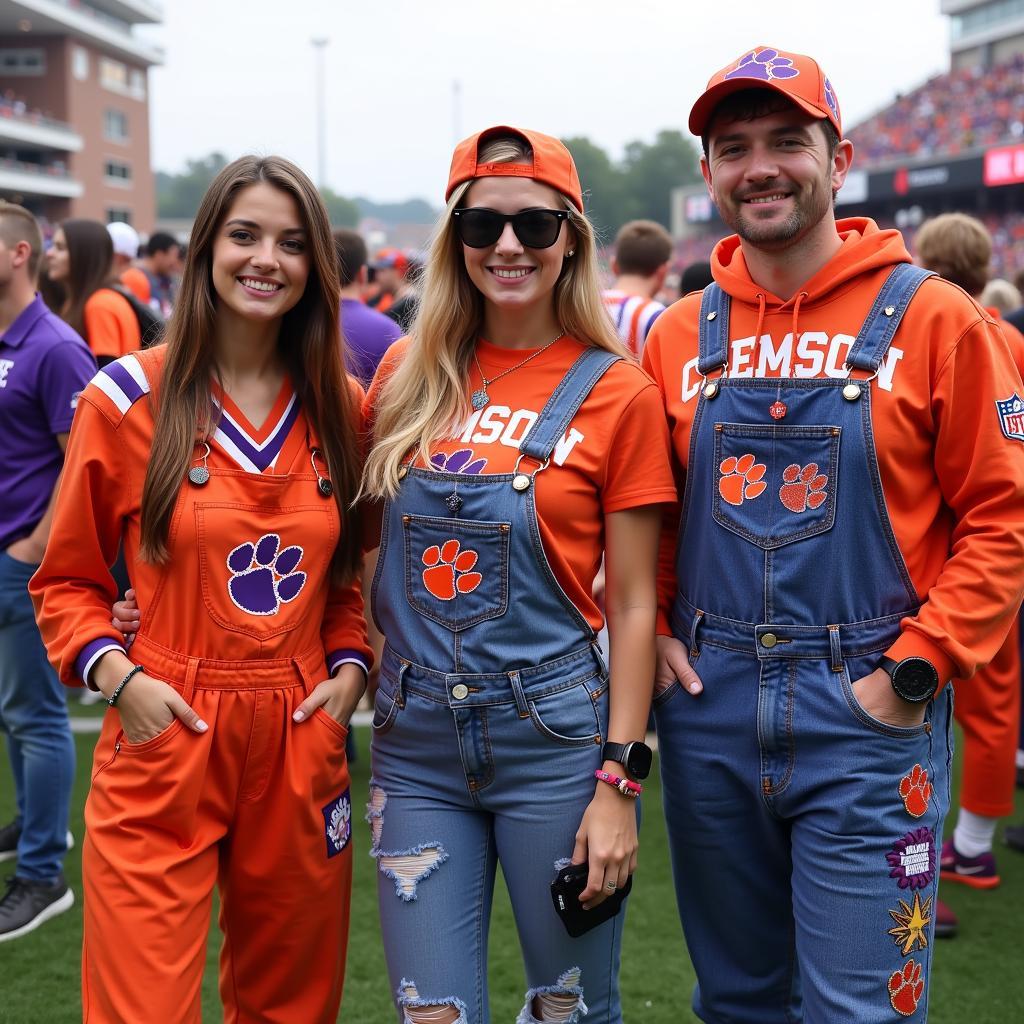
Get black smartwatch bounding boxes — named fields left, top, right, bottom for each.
left=878, top=656, right=939, bottom=704
left=602, top=740, right=653, bottom=781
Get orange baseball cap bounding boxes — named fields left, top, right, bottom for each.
left=689, top=46, right=842, bottom=139
left=446, top=125, right=584, bottom=211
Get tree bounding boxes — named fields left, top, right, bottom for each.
left=156, top=152, right=229, bottom=218
left=620, top=130, right=702, bottom=227
left=562, top=136, right=624, bottom=242
left=321, top=188, right=359, bottom=227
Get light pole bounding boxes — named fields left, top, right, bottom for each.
left=311, top=37, right=329, bottom=188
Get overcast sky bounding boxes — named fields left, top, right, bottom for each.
left=138, top=0, right=950, bottom=202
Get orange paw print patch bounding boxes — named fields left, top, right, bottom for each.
left=422, top=540, right=482, bottom=601
left=718, top=454, right=767, bottom=506
left=779, top=463, right=828, bottom=513
left=888, top=959, right=925, bottom=1017
left=899, top=764, right=933, bottom=819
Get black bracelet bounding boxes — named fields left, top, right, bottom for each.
left=107, top=664, right=144, bottom=707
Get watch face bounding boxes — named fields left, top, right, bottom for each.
left=626, top=742, right=653, bottom=780
left=894, top=658, right=938, bottom=702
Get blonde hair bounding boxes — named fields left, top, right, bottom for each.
left=363, top=135, right=627, bottom=499
left=915, top=213, right=991, bottom=297
left=980, top=277, right=1023, bottom=315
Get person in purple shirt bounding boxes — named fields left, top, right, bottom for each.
left=333, top=228, right=403, bottom=387
left=0, top=202, right=96, bottom=942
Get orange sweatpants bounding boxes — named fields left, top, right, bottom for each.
left=952, top=617, right=1021, bottom=819
left=81, top=635, right=353, bottom=1024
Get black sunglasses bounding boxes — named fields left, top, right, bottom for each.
left=452, top=208, right=570, bottom=249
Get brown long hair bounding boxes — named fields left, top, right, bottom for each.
left=140, top=155, right=362, bottom=582
left=57, top=219, right=117, bottom=337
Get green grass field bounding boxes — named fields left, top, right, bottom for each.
left=1, top=721, right=1022, bottom=1022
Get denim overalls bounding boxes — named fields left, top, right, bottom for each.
left=655, top=264, right=953, bottom=1024
left=370, top=349, right=625, bottom=1024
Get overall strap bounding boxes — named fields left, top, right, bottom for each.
left=697, top=283, right=731, bottom=374
left=846, top=264, right=934, bottom=373
left=519, top=348, right=621, bottom=462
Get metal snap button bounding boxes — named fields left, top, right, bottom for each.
left=451, top=683, right=469, bottom=700
left=706, top=310, right=717, bottom=321
left=703, top=381, right=719, bottom=400
left=760, top=632, right=778, bottom=649
left=884, top=305, right=896, bottom=316
left=842, top=383, right=862, bottom=401
left=512, top=474, right=531, bottom=491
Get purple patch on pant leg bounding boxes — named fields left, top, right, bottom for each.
left=887, top=826, right=936, bottom=890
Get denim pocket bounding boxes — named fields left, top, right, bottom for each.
left=712, top=422, right=840, bottom=550
left=402, top=514, right=510, bottom=630
left=528, top=681, right=602, bottom=747
left=839, top=660, right=929, bottom=740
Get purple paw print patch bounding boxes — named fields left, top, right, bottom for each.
left=725, top=48, right=800, bottom=83
left=431, top=449, right=487, bottom=474
left=226, top=533, right=306, bottom=616
left=824, top=78, right=839, bottom=123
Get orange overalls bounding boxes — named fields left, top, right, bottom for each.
left=31, top=348, right=368, bottom=1023
left=949, top=313, right=1024, bottom=822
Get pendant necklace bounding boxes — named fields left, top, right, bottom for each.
left=471, top=333, right=563, bottom=411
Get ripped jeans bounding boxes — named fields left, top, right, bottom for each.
left=369, top=645, right=626, bottom=1024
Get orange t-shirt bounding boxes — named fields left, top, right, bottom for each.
left=83, top=288, right=141, bottom=360
left=365, top=336, right=677, bottom=630
left=120, top=266, right=152, bottom=305
left=643, top=219, right=1024, bottom=682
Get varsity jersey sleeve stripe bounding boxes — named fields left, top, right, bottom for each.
left=326, top=648, right=369, bottom=679
left=75, top=638, right=126, bottom=690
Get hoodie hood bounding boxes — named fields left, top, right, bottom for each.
left=712, top=217, right=912, bottom=309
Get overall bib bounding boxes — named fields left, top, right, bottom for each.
left=656, top=265, right=953, bottom=1023
left=83, top=455, right=354, bottom=1024
left=370, top=349, right=625, bottom=1024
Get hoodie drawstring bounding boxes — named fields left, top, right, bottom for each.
left=791, top=291, right=808, bottom=349
left=751, top=292, right=767, bottom=370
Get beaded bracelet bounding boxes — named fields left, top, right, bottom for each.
left=107, top=664, right=144, bottom=707
left=594, top=769, right=643, bottom=798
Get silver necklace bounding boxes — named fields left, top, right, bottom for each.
left=471, top=333, right=562, bottom=410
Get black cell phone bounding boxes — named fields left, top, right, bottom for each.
left=549, top=862, right=633, bottom=938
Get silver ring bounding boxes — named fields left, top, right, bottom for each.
left=605, top=880, right=617, bottom=890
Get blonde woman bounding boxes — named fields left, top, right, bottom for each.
left=361, top=127, right=676, bottom=1023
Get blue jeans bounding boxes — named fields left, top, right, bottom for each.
left=655, top=638, right=952, bottom=1023
left=0, top=551, right=75, bottom=882
left=370, top=645, right=626, bottom=1024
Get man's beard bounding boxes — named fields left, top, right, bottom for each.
left=718, top=177, right=832, bottom=251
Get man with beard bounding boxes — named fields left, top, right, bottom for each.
left=642, top=47, right=1024, bottom=1023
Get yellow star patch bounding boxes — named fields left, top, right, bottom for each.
left=887, top=892, right=932, bottom=955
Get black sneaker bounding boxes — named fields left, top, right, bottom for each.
left=0, top=822, right=74, bottom=865
left=0, top=821, right=20, bottom=864
left=0, top=874, right=74, bottom=942
left=1006, top=823, right=1024, bottom=854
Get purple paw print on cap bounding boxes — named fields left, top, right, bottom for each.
left=226, top=533, right=306, bottom=616
left=824, top=78, right=839, bottom=123
left=431, top=449, right=487, bottom=474
left=725, top=48, right=800, bottom=82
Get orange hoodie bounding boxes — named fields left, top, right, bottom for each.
left=643, top=218, right=1024, bottom=683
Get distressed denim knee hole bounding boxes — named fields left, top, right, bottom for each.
left=517, top=968, right=588, bottom=1024
left=398, top=979, right=468, bottom=1024
left=376, top=844, right=448, bottom=900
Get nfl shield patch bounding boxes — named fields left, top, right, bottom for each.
left=322, top=787, right=352, bottom=858
left=996, top=393, right=1024, bottom=442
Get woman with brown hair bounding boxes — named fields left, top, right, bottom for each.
left=45, top=218, right=141, bottom=365
left=30, top=155, right=369, bottom=1023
